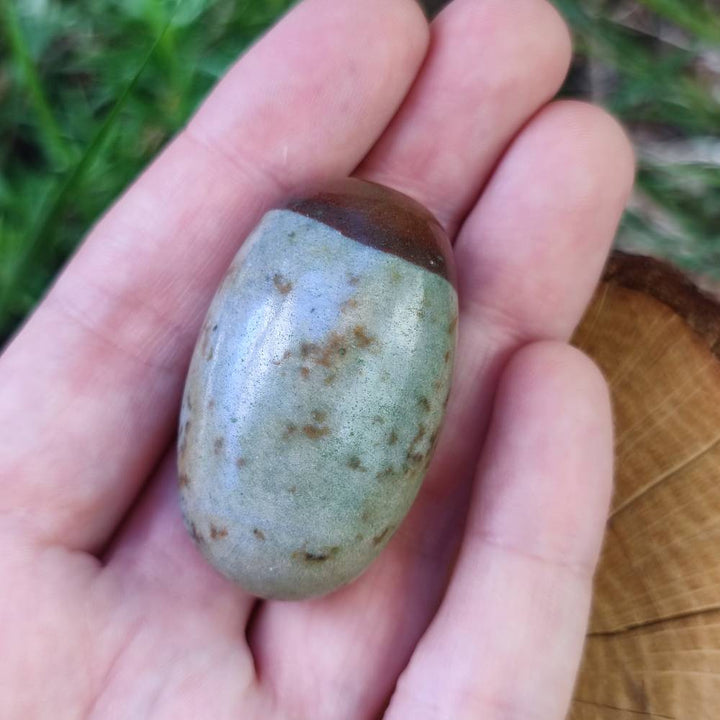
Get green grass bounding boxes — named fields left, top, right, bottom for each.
left=1, top=0, right=718, bottom=341
left=0, top=0, right=294, bottom=340
left=554, top=0, right=720, bottom=282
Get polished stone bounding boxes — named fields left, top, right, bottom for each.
left=179, top=179, right=458, bottom=600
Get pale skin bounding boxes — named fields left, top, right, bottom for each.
left=0, top=0, right=635, bottom=717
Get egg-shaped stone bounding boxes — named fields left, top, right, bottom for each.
left=178, top=179, right=457, bottom=600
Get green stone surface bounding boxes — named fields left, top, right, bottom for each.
left=179, top=203, right=457, bottom=600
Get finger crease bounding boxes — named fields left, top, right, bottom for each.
left=469, top=530, right=596, bottom=581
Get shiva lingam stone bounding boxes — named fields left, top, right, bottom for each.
left=178, top=178, right=458, bottom=600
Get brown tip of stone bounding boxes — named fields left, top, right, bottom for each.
left=285, top=178, right=456, bottom=285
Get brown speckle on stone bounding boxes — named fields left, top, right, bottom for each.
left=341, top=298, right=359, bottom=314
left=448, top=315, right=458, bottom=335
left=353, top=325, right=375, bottom=348
left=361, top=509, right=372, bottom=522
left=355, top=533, right=364, bottom=542
left=376, top=466, right=396, bottom=481
left=300, top=326, right=375, bottom=372
left=320, top=333, right=347, bottom=365
left=347, top=456, right=367, bottom=472
left=283, top=423, right=297, bottom=439
left=388, top=430, right=398, bottom=445
left=214, top=437, right=225, bottom=454
left=273, top=349, right=293, bottom=366
left=178, top=473, right=191, bottom=488
left=311, top=409, right=327, bottom=423
left=300, top=342, right=318, bottom=359
left=373, top=526, right=393, bottom=546
left=289, top=485, right=297, bottom=494
left=300, top=366, right=311, bottom=379
left=273, top=273, right=293, bottom=295
left=418, top=397, right=431, bottom=413
left=372, top=415, right=385, bottom=425
left=210, top=524, right=228, bottom=540
left=302, top=424, right=330, bottom=440
left=406, top=424, right=427, bottom=464
left=178, top=419, right=191, bottom=458
left=411, top=424, right=426, bottom=445
left=236, top=457, right=247, bottom=469
left=444, top=350, right=451, bottom=364
left=292, top=547, right=340, bottom=564
left=189, top=522, right=204, bottom=544
left=348, top=274, right=360, bottom=286
left=253, top=528, right=266, bottom=541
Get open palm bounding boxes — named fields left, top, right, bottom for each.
left=0, top=0, right=634, bottom=718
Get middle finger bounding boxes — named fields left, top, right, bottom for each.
left=358, top=0, right=572, bottom=237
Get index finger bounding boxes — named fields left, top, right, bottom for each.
left=0, top=0, right=429, bottom=551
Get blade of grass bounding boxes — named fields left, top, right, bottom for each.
left=636, top=0, right=720, bottom=45
left=0, top=9, right=177, bottom=330
left=0, top=0, right=73, bottom=166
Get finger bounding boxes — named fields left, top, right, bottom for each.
left=456, top=100, right=636, bottom=341
left=103, top=450, right=257, bottom=625
left=0, top=0, right=429, bottom=550
left=437, top=100, right=634, bottom=498
left=385, top=341, right=613, bottom=720
left=251, top=102, right=633, bottom=720
left=358, top=0, right=572, bottom=236
left=92, top=453, right=267, bottom=719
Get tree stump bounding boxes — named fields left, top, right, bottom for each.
left=570, top=252, right=720, bottom=719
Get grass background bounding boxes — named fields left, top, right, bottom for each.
left=0, top=0, right=718, bottom=342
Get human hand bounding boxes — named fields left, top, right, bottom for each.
left=0, top=0, right=634, bottom=717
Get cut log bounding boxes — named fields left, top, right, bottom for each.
left=570, top=252, right=720, bottom=720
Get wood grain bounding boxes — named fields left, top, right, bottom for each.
left=571, top=252, right=720, bottom=720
